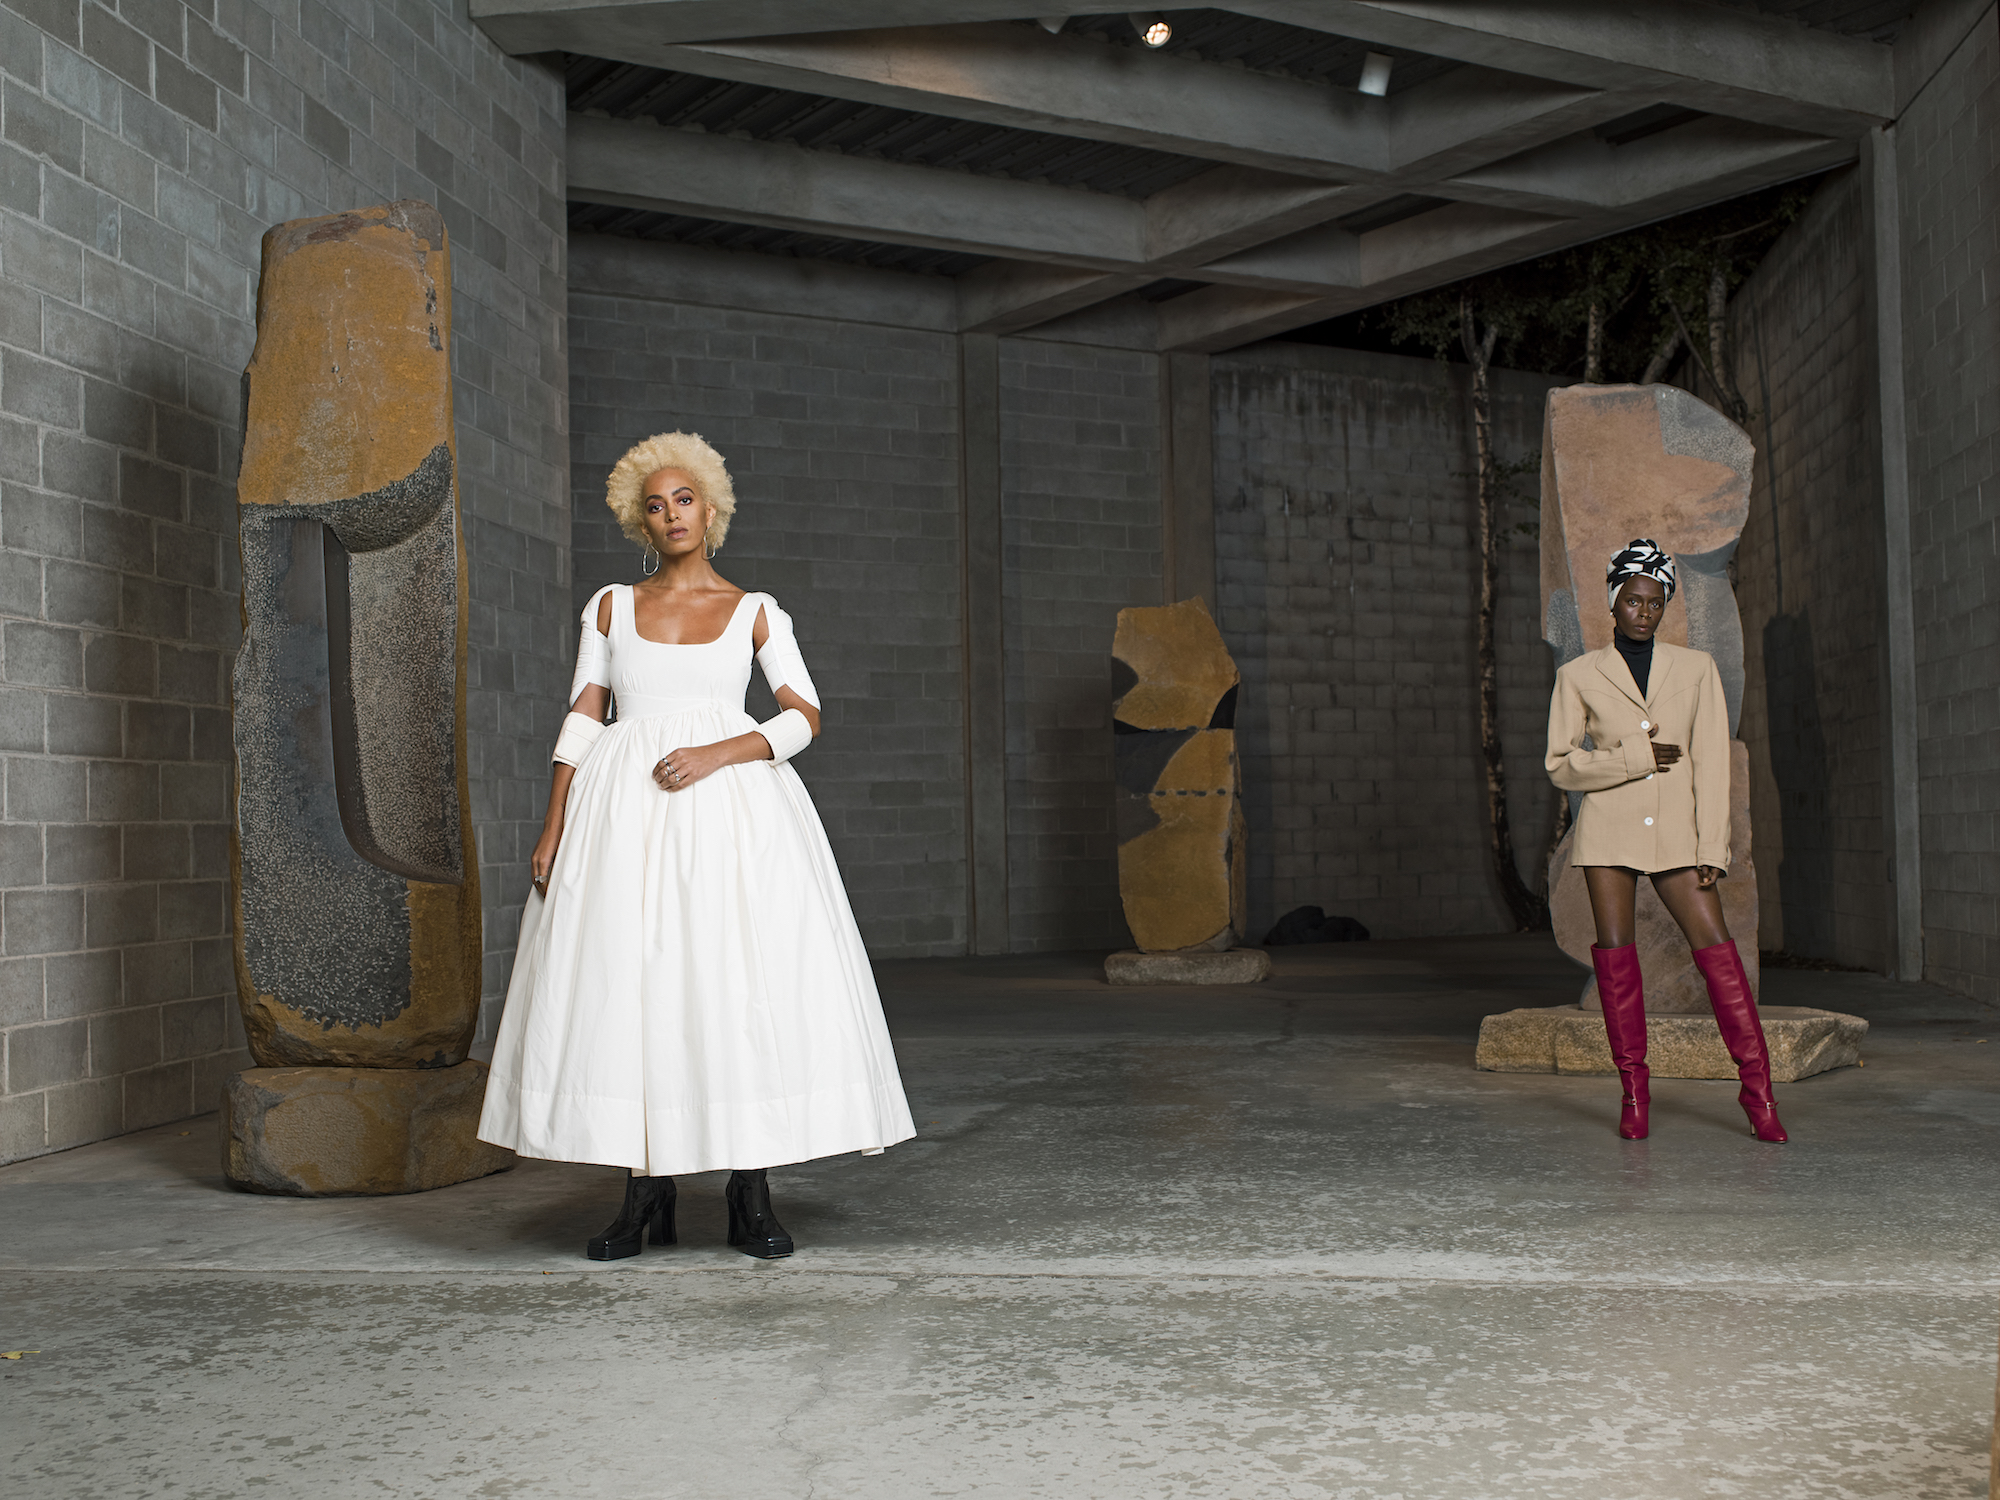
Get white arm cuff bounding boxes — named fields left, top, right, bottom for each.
left=568, top=587, right=615, bottom=706
left=757, top=708, right=814, bottom=764
left=552, top=711, right=607, bottom=768
left=755, top=601, right=821, bottom=709
left=569, top=623, right=609, bottom=706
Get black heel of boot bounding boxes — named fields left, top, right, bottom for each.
left=724, top=1169, right=795, bottom=1259
left=652, top=1178, right=677, bottom=1246
left=586, top=1172, right=676, bottom=1261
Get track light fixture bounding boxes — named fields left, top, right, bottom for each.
left=1358, top=51, right=1394, bottom=96
left=1036, top=16, right=1066, bottom=33
left=1127, top=11, right=1172, bottom=47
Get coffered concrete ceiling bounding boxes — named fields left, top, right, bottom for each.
left=472, top=1, right=1911, bottom=350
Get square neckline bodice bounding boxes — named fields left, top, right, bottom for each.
left=621, top=586, right=759, bottom=648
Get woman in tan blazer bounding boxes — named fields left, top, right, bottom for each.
left=1546, top=539, right=1787, bottom=1144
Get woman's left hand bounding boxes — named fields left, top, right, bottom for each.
left=1695, top=865, right=1725, bottom=889
left=654, top=743, right=729, bottom=791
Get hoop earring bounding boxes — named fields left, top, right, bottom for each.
left=705, top=541, right=715, bottom=562
left=642, top=543, right=660, bottom=577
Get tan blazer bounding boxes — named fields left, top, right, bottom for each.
left=1545, top=640, right=1731, bottom=873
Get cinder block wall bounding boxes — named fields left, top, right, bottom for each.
left=0, top=0, right=568, bottom=1165
left=1898, top=11, right=2000, bottom=1001
left=1725, top=167, right=1892, bottom=970
left=999, top=338, right=1161, bottom=953
left=1211, top=344, right=1559, bottom=940
left=564, top=274, right=970, bottom=965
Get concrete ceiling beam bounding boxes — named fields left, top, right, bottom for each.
left=567, top=112, right=1147, bottom=268
left=633, top=24, right=1391, bottom=181
left=1143, top=169, right=1374, bottom=266
left=471, top=0, right=1090, bottom=50
left=1191, top=200, right=1568, bottom=294
left=1443, top=121, right=1855, bottom=213
left=957, top=263, right=1152, bottom=335
left=1227, top=0, right=1895, bottom=134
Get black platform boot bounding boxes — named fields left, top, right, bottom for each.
left=585, top=1171, right=677, bottom=1261
left=724, top=1169, right=795, bottom=1259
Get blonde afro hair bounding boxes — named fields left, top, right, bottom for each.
left=604, top=431, right=737, bottom=554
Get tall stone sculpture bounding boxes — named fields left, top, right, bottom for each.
left=1103, top=599, right=1268, bottom=985
left=1476, top=384, right=1864, bottom=1081
left=1539, top=382, right=1760, bottom=1012
left=223, top=201, right=512, bottom=1194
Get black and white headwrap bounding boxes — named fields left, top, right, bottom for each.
left=1605, top=538, right=1677, bottom=610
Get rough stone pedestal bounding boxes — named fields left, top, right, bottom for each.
left=223, top=1060, right=514, bottom=1196
left=1475, top=1005, right=1867, bottom=1081
left=1105, top=949, right=1271, bottom=986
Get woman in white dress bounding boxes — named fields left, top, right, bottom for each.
left=478, top=432, right=915, bottom=1259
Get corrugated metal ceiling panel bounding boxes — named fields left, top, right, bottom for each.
left=566, top=57, right=1220, bottom=200
left=1056, top=10, right=1463, bottom=93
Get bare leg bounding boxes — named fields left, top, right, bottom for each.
left=1648, top=867, right=1730, bottom=949
left=1583, top=865, right=1640, bottom=947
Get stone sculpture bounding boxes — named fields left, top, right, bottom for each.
left=1478, top=383, right=1862, bottom=1078
left=224, top=201, right=511, bottom=1193
left=1103, top=598, right=1268, bottom=985
left=1538, top=383, right=1758, bottom=1011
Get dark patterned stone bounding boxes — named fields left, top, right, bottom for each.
left=1111, top=599, right=1247, bottom=955
left=230, top=200, right=480, bottom=1071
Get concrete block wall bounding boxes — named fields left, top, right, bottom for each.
left=1211, top=344, right=1560, bottom=940
left=1897, top=11, right=2000, bottom=1001
left=0, top=0, right=567, bottom=1164
left=999, top=338, right=1162, bottom=953
left=1726, top=167, right=1892, bottom=969
left=565, top=260, right=969, bottom=961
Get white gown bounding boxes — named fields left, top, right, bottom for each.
left=478, top=585, right=916, bottom=1175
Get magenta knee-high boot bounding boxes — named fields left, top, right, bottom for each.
left=1691, top=940, right=1788, bottom=1143
left=1592, top=943, right=1649, bottom=1140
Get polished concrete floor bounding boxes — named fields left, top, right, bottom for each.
left=2, top=935, right=1996, bottom=1498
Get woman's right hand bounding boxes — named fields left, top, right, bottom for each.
left=1649, top=723, right=1682, bottom=771
left=531, top=823, right=563, bottom=895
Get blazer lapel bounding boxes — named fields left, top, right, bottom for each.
left=1643, top=643, right=1678, bottom=708
left=1590, top=645, right=1648, bottom=713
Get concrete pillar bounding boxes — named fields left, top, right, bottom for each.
left=1161, top=352, right=1216, bottom=607
left=1864, top=125, right=1925, bottom=982
left=958, top=333, right=1011, bottom=954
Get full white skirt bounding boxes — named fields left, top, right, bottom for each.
left=478, top=705, right=916, bottom=1174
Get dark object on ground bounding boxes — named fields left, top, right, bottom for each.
left=1263, top=906, right=1371, bottom=945
left=1760, top=950, right=1872, bottom=974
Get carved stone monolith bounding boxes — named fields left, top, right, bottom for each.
left=1538, top=383, right=1759, bottom=1011
left=1477, top=383, right=1863, bottom=1079
left=224, top=201, right=510, bottom=1192
left=1104, top=598, right=1267, bottom=985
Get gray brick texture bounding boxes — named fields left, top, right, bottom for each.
left=1897, top=16, right=2000, bottom=1001
left=0, top=0, right=568, bottom=1164
left=1726, top=167, right=1892, bottom=971
left=1212, top=344, right=1559, bottom=941
left=999, top=338, right=1162, bottom=952
left=562, top=276, right=968, bottom=976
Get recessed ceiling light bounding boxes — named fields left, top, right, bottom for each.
left=1358, top=51, right=1394, bottom=96
left=1128, top=11, right=1172, bottom=47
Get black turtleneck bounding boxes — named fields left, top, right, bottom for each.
left=1614, top=631, right=1654, bottom=697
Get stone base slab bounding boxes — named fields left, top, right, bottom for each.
left=1105, top=949, right=1272, bottom=986
left=1475, top=1005, right=1867, bottom=1082
left=223, top=1060, right=515, bottom=1196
